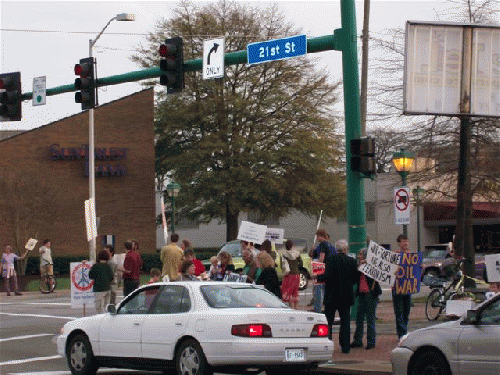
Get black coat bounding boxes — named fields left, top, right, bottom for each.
left=317, top=253, right=358, bottom=308
left=257, top=267, right=282, bottom=299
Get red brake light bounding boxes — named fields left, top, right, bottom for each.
left=231, top=324, right=272, bottom=337
left=310, top=324, right=329, bottom=337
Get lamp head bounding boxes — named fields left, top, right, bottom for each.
left=116, top=13, right=135, bottom=21
left=392, top=149, right=415, bottom=173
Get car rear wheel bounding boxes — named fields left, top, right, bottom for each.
left=411, top=350, right=451, bottom=375
left=176, top=339, right=212, bottom=375
left=425, top=288, right=444, bottom=321
left=67, top=334, right=98, bottom=375
left=298, top=269, right=308, bottom=291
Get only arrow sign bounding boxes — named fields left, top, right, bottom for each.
left=207, top=43, right=219, bottom=65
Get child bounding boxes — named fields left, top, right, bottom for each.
left=209, top=256, right=221, bottom=280
left=148, top=268, right=162, bottom=284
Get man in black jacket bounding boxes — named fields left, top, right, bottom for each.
left=317, top=239, right=358, bottom=354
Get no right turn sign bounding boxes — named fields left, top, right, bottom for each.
left=394, top=187, right=411, bottom=225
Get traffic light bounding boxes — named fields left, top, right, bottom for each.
left=159, top=36, right=184, bottom=93
left=350, top=137, right=376, bottom=175
left=0, top=72, right=22, bottom=122
left=74, top=57, right=96, bottom=110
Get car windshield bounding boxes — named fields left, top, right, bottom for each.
left=200, top=284, right=288, bottom=309
left=219, top=242, right=242, bottom=258
left=423, top=249, right=447, bottom=260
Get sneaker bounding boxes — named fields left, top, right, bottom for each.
left=365, top=344, right=376, bottom=350
left=350, top=342, right=363, bottom=348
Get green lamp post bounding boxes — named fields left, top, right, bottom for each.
left=392, top=149, right=415, bottom=236
left=412, top=186, right=425, bottom=253
left=166, top=182, right=181, bottom=234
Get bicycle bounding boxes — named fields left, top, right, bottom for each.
left=39, top=265, right=57, bottom=293
left=425, top=258, right=489, bottom=321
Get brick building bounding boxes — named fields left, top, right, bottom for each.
left=0, top=89, right=156, bottom=257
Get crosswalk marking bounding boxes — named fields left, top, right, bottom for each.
left=0, top=333, right=55, bottom=343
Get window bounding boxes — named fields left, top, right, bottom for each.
left=480, top=297, right=500, bottom=325
left=200, top=285, right=288, bottom=309
left=175, top=216, right=199, bottom=230
left=150, top=285, right=191, bottom=314
left=118, top=286, right=160, bottom=315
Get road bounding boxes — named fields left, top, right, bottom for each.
left=0, top=283, right=434, bottom=375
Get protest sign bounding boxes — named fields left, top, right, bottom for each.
left=223, top=273, right=248, bottom=283
left=394, top=252, right=422, bottom=294
left=312, top=261, right=325, bottom=285
left=70, top=262, right=95, bottom=308
left=485, top=254, right=500, bottom=282
left=237, top=221, right=267, bottom=245
left=359, top=241, right=401, bottom=287
left=265, top=228, right=284, bottom=244
left=25, top=238, right=38, bottom=251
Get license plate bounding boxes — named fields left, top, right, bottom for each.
left=285, top=348, right=305, bottom=362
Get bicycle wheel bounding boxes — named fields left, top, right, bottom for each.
left=40, top=275, right=57, bottom=293
left=426, top=288, right=444, bottom=321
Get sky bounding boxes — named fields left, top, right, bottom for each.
left=0, top=0, right=462, bottom=131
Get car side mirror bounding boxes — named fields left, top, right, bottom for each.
left=463, top=309, right=479, bottom=325
left=107, top=304, right=117, bottom=314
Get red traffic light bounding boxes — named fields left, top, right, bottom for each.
left=159, top=43, right=177, bottom=57
left=74, top=62, right=92, bottom=77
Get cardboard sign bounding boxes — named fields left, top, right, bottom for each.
left=359, top=241, right=401, bottom=287
left=265, top=228, right=284, bottom=244
left=394, top=252, right=422, bottom=294
left=237, top=221, right=267, bottom=245
left=70, top=262, right=95, bottom=308
left=25, top=238, right=38, bottom=251
left=223, top=273, right=248, bottom=283
left=485, top=254, right=500, bottom=282
left=312, top=261, right=325, bottom=285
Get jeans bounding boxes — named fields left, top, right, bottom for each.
left=353, top=294, right=378, bottom=346
left=313, top=283, right=325, bottom=313
left=392, top=294, right=412, bottom=338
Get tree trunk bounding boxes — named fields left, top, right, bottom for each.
left=225, top=203, right=239, bottom=242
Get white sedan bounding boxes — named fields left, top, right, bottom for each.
left=57, top=281, right=333, bottom=375
left=391, top=293, right=500, bottom=375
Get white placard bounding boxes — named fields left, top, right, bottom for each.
left=32, top=76, right=46, bottom=106
left=394, top=187, right=411, bottom=226
left=70, top=262, right=95, bottom=308
left=485, top=254, right=500, bottom=282
left=237, top=220, right=267, bottom=245
left=265, top=228, right=284, bottom=244
left=84, top=198, right=97, bottom=241
left=25, top=238, right=38, bottom=251
left=358, top=240, right=401, bottom=287
left=203, top=38, right=225, bottom=79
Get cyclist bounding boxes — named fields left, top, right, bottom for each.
left=39, top=239, right=54, bottom=290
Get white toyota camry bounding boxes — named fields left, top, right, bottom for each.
left=57, top=281, right=333, bottom=375
left=391, top=293, right=500, bottom=375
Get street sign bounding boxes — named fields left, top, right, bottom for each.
left=32, top=76, right=46, bottom=106
left=247, top=34, right=307, bottom=65
left=394, top=187, right=411, bottom=225
left=203, top=38, right=225, bottom=79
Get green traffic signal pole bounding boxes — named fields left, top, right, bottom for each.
left=20, top=0, right=365, bottom=254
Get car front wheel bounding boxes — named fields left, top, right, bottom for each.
left=67, top=334, right=98, bottom=375
left=411, top=350, right=451, bottom=375
left=298, top=270, right=308, bottom=291
left=176, top=339, right=212, bottom=375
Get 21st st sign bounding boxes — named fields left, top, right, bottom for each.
left=247, top=35, right=307, bottom=65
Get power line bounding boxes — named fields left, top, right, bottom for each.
left=0, top=28, right=148, bottom=36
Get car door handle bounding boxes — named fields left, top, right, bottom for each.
left=133, top=323, right=141, bottom=326
left=175, top=322, right=183, bottom=326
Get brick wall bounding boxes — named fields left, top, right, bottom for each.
left=0, top=89, right=156, bottom=257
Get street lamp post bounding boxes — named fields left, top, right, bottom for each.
left=166, top=182, right=181, bottom=234
left=392, top=149, right=415, bottom=237
left=412, top=186, right=425, bottom=253
left=87, top=13, right=134, bottom=261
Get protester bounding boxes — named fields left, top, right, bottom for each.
left=208, top=256, right=221, bottom=280
left=184, top=248, right=207, bottom=279
left=122, top=240, right=142, bottom=297
left=1, top=246, right=29, bottom=296
left=105, top=245, right=122, bottom=305
left=261, top=239, right=277, bottom=261
left=241, top=249, right=261, bottom=283
left=317, top=239, right=357, bottom=354
left=89, top=250, right=114, bottom=314
left=179, top=260, right=199, bottom=281
left=218, top=252, right=235, bottom=280
left=351, top=248, right=382, bottom=350
left=148, top=268, right=162, bottom=284
left=257, top=252, right=281, bottom=298
left=39, top=239, right=54, bottom=290
left=310, top=229, right=336, bottom=312
left=160, top=233, right=184, bottom=281
left=392, top=234, right=412, bottom=339
left=280, top=239, right=302, bottom=309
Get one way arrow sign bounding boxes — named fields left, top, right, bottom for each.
left=203, top=38, right=225, bottom=80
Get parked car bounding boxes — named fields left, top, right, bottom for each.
left=213, top=239, right=312, bottom=290
left=58, top=282, right=332, bottom=375
left=421, top=243, right=487, bottom=282
left=391, top=293, right=500, bottom=375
